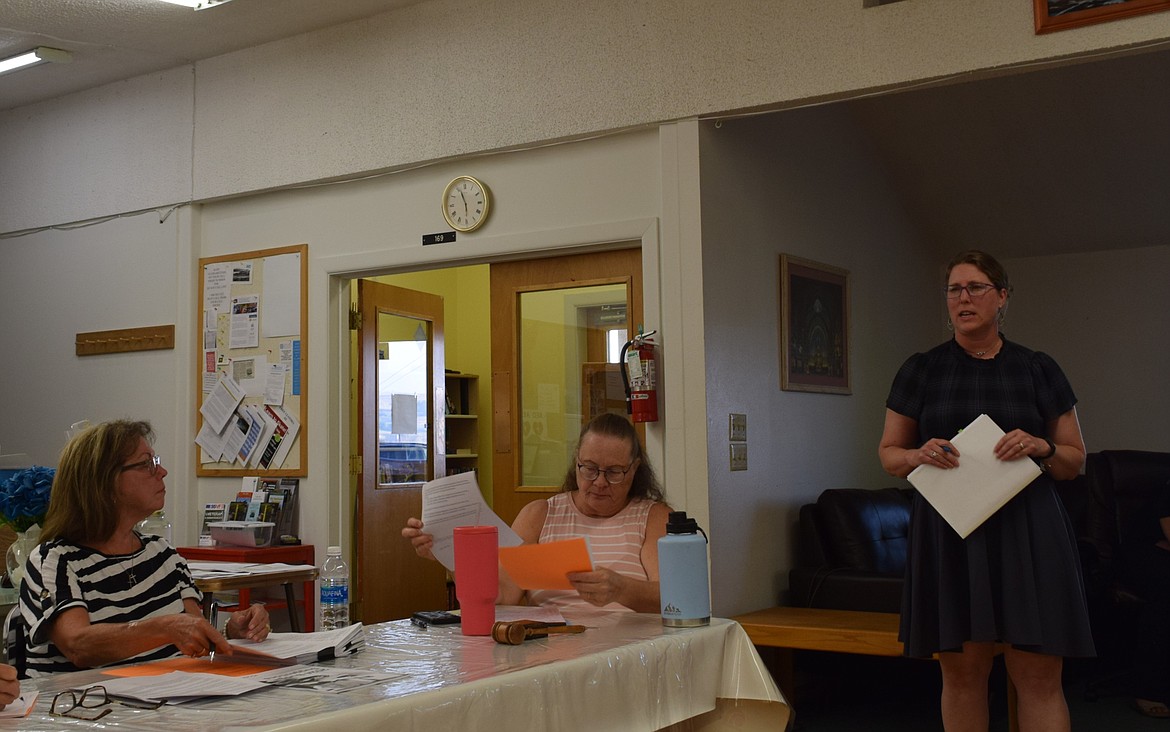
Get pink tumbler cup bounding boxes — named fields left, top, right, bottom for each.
left=453, top=525, right=498, bottom=636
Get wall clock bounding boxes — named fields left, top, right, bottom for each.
left=442, top=175, right=491, bottom=232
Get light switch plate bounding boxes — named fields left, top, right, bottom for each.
left=729, top=413, right=747, bottom=442
left=730, top=443, right=747, bottom=471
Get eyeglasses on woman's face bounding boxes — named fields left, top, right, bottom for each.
left=944, top=282, right=998, bottom=300
left=120, top=453, right=162, bottom=477
left=577, top=462, right=634, bottom=484
left=51, top=685, right=163, bottom=721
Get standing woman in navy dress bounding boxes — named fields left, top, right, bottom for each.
left=879, top=250, right=1094, bottom=732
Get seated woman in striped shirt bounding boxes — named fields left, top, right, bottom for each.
left=403, top=413, right=671, bottom=612
left=19, top=420, right=271, bottom=676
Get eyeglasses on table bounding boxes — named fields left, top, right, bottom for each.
left=51, top=684, right=164, bottom=721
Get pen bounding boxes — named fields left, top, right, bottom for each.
left=209, top=650, right=215, bottom=664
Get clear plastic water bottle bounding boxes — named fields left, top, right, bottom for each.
left=136, top=510, right=173, bottom=544
left=319, top=545, right=350, bottom=630
left=658, top=511, right=711, bottom=627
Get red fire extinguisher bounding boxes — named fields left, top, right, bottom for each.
left=620, top=328, right=659, bottom=423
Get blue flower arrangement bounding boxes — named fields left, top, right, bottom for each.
left=0, top=466, right=55, bottom=532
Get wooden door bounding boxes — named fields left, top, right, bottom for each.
left=356, top=280, right=448, bottom=622
left=489, top=247, right=643, bottom=526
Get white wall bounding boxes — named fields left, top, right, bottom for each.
left=1006, top=246, right=1170, bottom=454
left=0, top=69, right=195, bottom=232
left=0, top=209, right=198, bottom=533
left=6, top=0, right=1170, bottom=233
left=698, top=106, right=938, bottom=615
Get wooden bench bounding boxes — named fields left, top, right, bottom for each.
left=732, top=606, right=1018, bottom=732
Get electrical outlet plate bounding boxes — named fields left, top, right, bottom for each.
left=729, top=413, right=747, bottom=442
left=729, top=443, right=747, bottom=471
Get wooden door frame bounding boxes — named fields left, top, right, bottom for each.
left=489, top=247, right=644, bottom=526
left=356, top=279, right=448, bottom=622
left=329, top=218, right=674, bottom=598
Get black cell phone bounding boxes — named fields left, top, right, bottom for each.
left=411, top=610, right=460, bottom=627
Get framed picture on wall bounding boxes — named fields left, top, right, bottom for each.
left=1034, top=0, right=1170, bottom=33
left=779, top=254, right=851, bottom=395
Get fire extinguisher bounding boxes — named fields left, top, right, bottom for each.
left=620, top=328, right=659, bottom=423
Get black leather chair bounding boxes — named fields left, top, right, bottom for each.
left=788, top=487, right=912, bottom=613
left=1075, top=450, right=1170, bottom=700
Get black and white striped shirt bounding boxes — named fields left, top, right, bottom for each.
left=19, top=532, right=201, bottom=675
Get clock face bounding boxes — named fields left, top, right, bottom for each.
left=442, top=176, right=490, bottom=232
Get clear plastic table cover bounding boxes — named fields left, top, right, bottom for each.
left=16, top=612, right=786, bottom=731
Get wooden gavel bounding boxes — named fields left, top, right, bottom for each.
left=491, top=620, right=587, bottom=645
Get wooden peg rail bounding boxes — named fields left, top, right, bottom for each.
left=76, top=324, right=175, bottom=356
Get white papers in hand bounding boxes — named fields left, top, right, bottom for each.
left=421, top=472, right=523, bottom=571
left=908, top=413, right=1042, bottom=539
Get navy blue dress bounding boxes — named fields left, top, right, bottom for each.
left=886, top=337, right=1095, bottom=659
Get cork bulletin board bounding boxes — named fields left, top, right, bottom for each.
left=195, top=244, right=308, bottom=477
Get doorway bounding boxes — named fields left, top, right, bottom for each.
left=489, top=247, right=644, bottom=525
left=353, top=245, right=643, bottom=620
left=355, top=279, right=448, bottom=623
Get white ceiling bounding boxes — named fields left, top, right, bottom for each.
left=2, top=0, right=1167, bottom=260
left=0, top=0, right=422, bottom=111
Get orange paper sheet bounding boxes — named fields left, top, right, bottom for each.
left=102, top=656, right=275, bottom=678
left=498, top=538, right=592, bottom=590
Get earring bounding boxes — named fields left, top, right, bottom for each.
left=945, top=319, right=953, bottom=332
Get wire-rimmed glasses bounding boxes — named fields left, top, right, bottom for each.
left=944, top=283, right=998, bottom=300
left=51, top=685, right=164, bottom=720
left=120, top=453, right=163, bottom=476
left=576, top=462, right=634, bottom=484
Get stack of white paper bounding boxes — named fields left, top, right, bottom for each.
left=908, top=413, right=1042, bottom=538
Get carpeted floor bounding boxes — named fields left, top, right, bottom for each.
left=784, top=652, right=1165, bottom=731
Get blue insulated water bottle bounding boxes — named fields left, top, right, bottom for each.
left=658, top=511, right=711, bottom=627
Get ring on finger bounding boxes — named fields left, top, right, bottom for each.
left=930, top=450, right=938, bottom=458
left=1018, top=442, right=1025, bottom=451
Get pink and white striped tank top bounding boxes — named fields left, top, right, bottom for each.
left=528, top=491, right=654, bottom=611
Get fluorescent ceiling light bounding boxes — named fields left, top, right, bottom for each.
left=0, top=47, right=73, bottom=76
left=155, top=0, right=236, bottom=9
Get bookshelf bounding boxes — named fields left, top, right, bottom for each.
left=444, top=372, right=478, bottom=477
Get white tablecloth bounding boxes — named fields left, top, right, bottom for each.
left=17, top=612, right=787, bottom=731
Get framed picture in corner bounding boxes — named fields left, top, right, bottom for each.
left=1034, top=0, right=1170, bottom=34
left=779, top=254, right=851, bottom=395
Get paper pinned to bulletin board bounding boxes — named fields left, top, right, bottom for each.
left=196, top=244, right=307, bottom=477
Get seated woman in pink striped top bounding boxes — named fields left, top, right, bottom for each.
left=403, top=413, right=671, bottom=612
